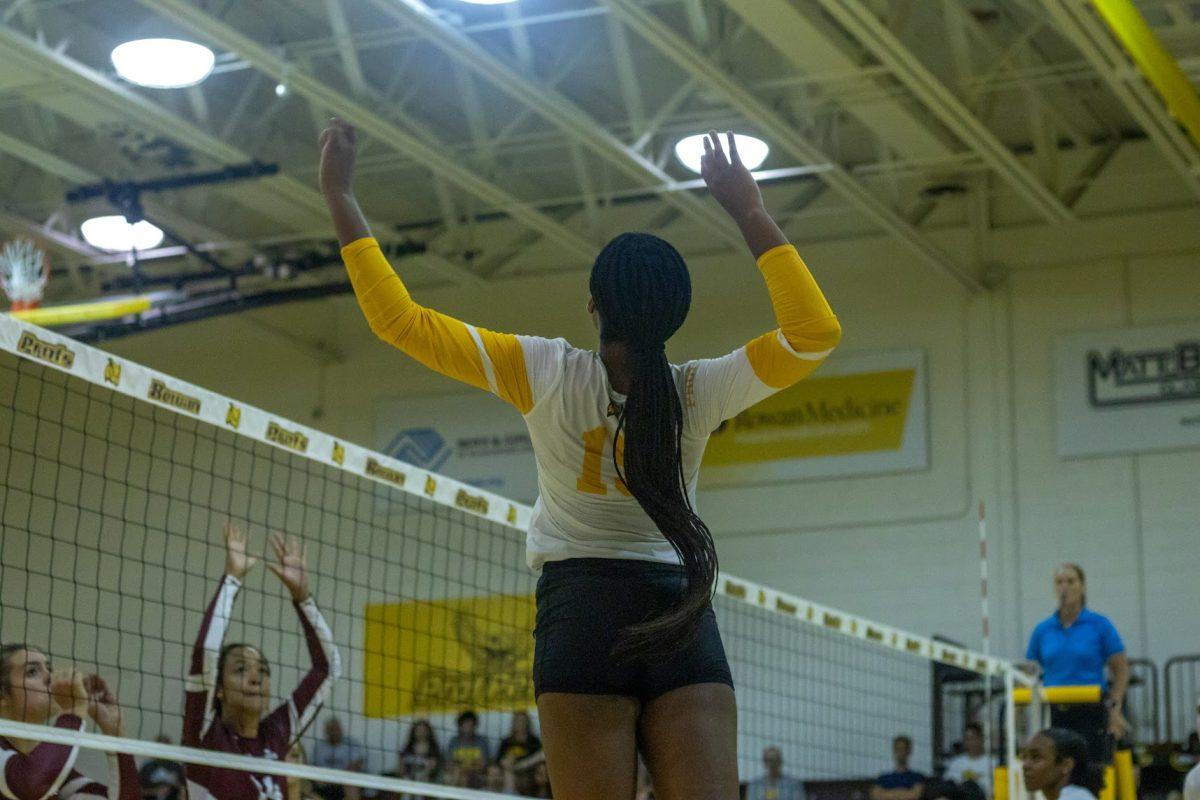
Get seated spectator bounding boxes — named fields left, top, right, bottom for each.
left=1184, top=702, right=1200, bottom=800
left=311, top=717, right=365, bottom=800
left=139, top=735, right=186, bottom=800
left=1020, top=728, right=1105, bottom=800
left=523, top=762, right=552, bottom=798
left=381, top=719, right=441, bottom=800
left=943, top=723, right=992, bottom=799
left=484, top=763, right=516, bottom=795
left=446, top=711, right=490, bottom=788
left=746, top=746, right=805, bottom=800
left=870, top=735, right=928, bottom=800
left=287, top=743, right=322, bottom=800
left=635, top=759, right=656, bottom=800
left=496, top=711, right=542, bottom=769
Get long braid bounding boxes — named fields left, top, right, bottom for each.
left=590, top=233, right=718, bottom=659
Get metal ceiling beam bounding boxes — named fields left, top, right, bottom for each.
left=603, top=0, right=981, bottom=292
left=0, top=127, right=235, bottom=249
left=1041, top=0, right=1200, bottom=198
left=366, top=0, right=746, bottom=250
left=811, top=0, right=1076, bottom=223
left=137, top=0, right=597, bottom=270
left=0, top=24, right=331, bottom=232
left=324, top=0, right=369, bottom=96
left=716, top=0, right=951, bottom=162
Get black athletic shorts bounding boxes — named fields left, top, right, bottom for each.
left=532, top=557, right=734, bottom=702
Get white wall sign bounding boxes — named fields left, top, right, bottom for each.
left=1055, top=322, right=1200, bottom=458
left=376, top=392, right=539, bottom=504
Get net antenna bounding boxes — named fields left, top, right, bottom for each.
left=0, top=237, right=49, bottom=311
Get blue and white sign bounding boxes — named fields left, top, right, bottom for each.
left=376, top=391, right=538, bottom=504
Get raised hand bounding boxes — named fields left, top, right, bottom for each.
left=50, top=668, right=88, bottom=718
left=223, top=520, right=258, bottom=581
left=84, top=674, right=124, bottom=737
left=700, top=130, right=765, bottom=222
left=267, top=533, right=310, bottom=602
left=319, top=117, right=358, bottom=198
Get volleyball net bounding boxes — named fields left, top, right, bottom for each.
left=0, top=316, right=1027, bottom=799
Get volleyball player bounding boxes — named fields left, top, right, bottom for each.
left=0, top=644, right=137, bottom=799
left=183, top=522, right=340, bottom=800
left=320, top=120, right=840, bottom=800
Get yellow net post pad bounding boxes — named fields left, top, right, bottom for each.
left=1011, top=685, right=1103, bottom=705
left=10, top=296, right=152, bottom=326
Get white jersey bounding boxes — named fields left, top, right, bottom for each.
left=341, top=239, right=841, bottom=568
left=1184, top=763, right=1200, bottom=800
left=517, top=332, right=828, bottom=568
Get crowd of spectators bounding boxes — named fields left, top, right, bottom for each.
left=134, top=719, right=1012, bottom=800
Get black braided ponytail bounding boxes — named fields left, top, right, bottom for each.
left=589, top=232, right=718, bottom=659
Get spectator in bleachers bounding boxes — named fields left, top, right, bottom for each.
left=745, top=746, right=805, bottom=800
left=871, top=735, right=928, bottom=800
left=523, top=762, right=552, bottom=798
left=496, top=711, right=542, bottom=770
left=287, top=742, right=323, bottom=800
left=635, top=759, right=655, bottom=800
left=380, top=719, right=441, bottom=799
left=1184, top=701, right=1200, bottom=800
left=446, top=711, right=490, bottom=788
left=1020, top=728, right=1105, bottom=800
left=944, top=723, right=992, bottom=799
left=484, top=763, right=516, bottom=794
left=139, top=734, right=186, bottom=800
left=311, top=717, right=365, bottom=800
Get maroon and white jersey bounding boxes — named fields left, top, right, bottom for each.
left=183, top=576, right=339, bottom=800
left=0, top=715, right=138, bottom=800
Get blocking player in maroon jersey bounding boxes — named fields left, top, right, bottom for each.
left=0, top=645, right=138, bottom=800
left=183, top=522, right=340, bottom=800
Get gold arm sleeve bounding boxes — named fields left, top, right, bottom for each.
left=745, top=244, right=843, bottom=389
left=341, top=238, right=533, bottom=412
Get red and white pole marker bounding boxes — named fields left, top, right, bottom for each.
left=979, top=500, right=994, bottom=774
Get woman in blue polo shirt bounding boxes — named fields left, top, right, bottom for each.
left=1026, top=563, right=1130, bottom=761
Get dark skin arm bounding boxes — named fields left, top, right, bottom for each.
left=699, top=129, right=788, bottom=259
left=319, top=118, right=370, bottom=248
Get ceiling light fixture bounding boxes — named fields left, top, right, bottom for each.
left=81, top=216, right=165, bottom=252
left=111, top=38, right=215, bottom=88
left=674, top=133, right=770, bottom=174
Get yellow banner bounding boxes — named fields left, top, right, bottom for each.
left=363, top=593, right=535, bottom=717
left=704, top=368, right=915, bottom=467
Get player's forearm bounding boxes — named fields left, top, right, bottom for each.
left=1108, top=655, right=1130, bottom=706
left=322, top=190, right=372, bottom=249
left=730, top=205, right=788, bottom=260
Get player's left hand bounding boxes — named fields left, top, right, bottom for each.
left=267, top=533, right=310, bottom=602
left=84, top=674, right=124, bottom=737
left=319, top=117, right=358, bottom=197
